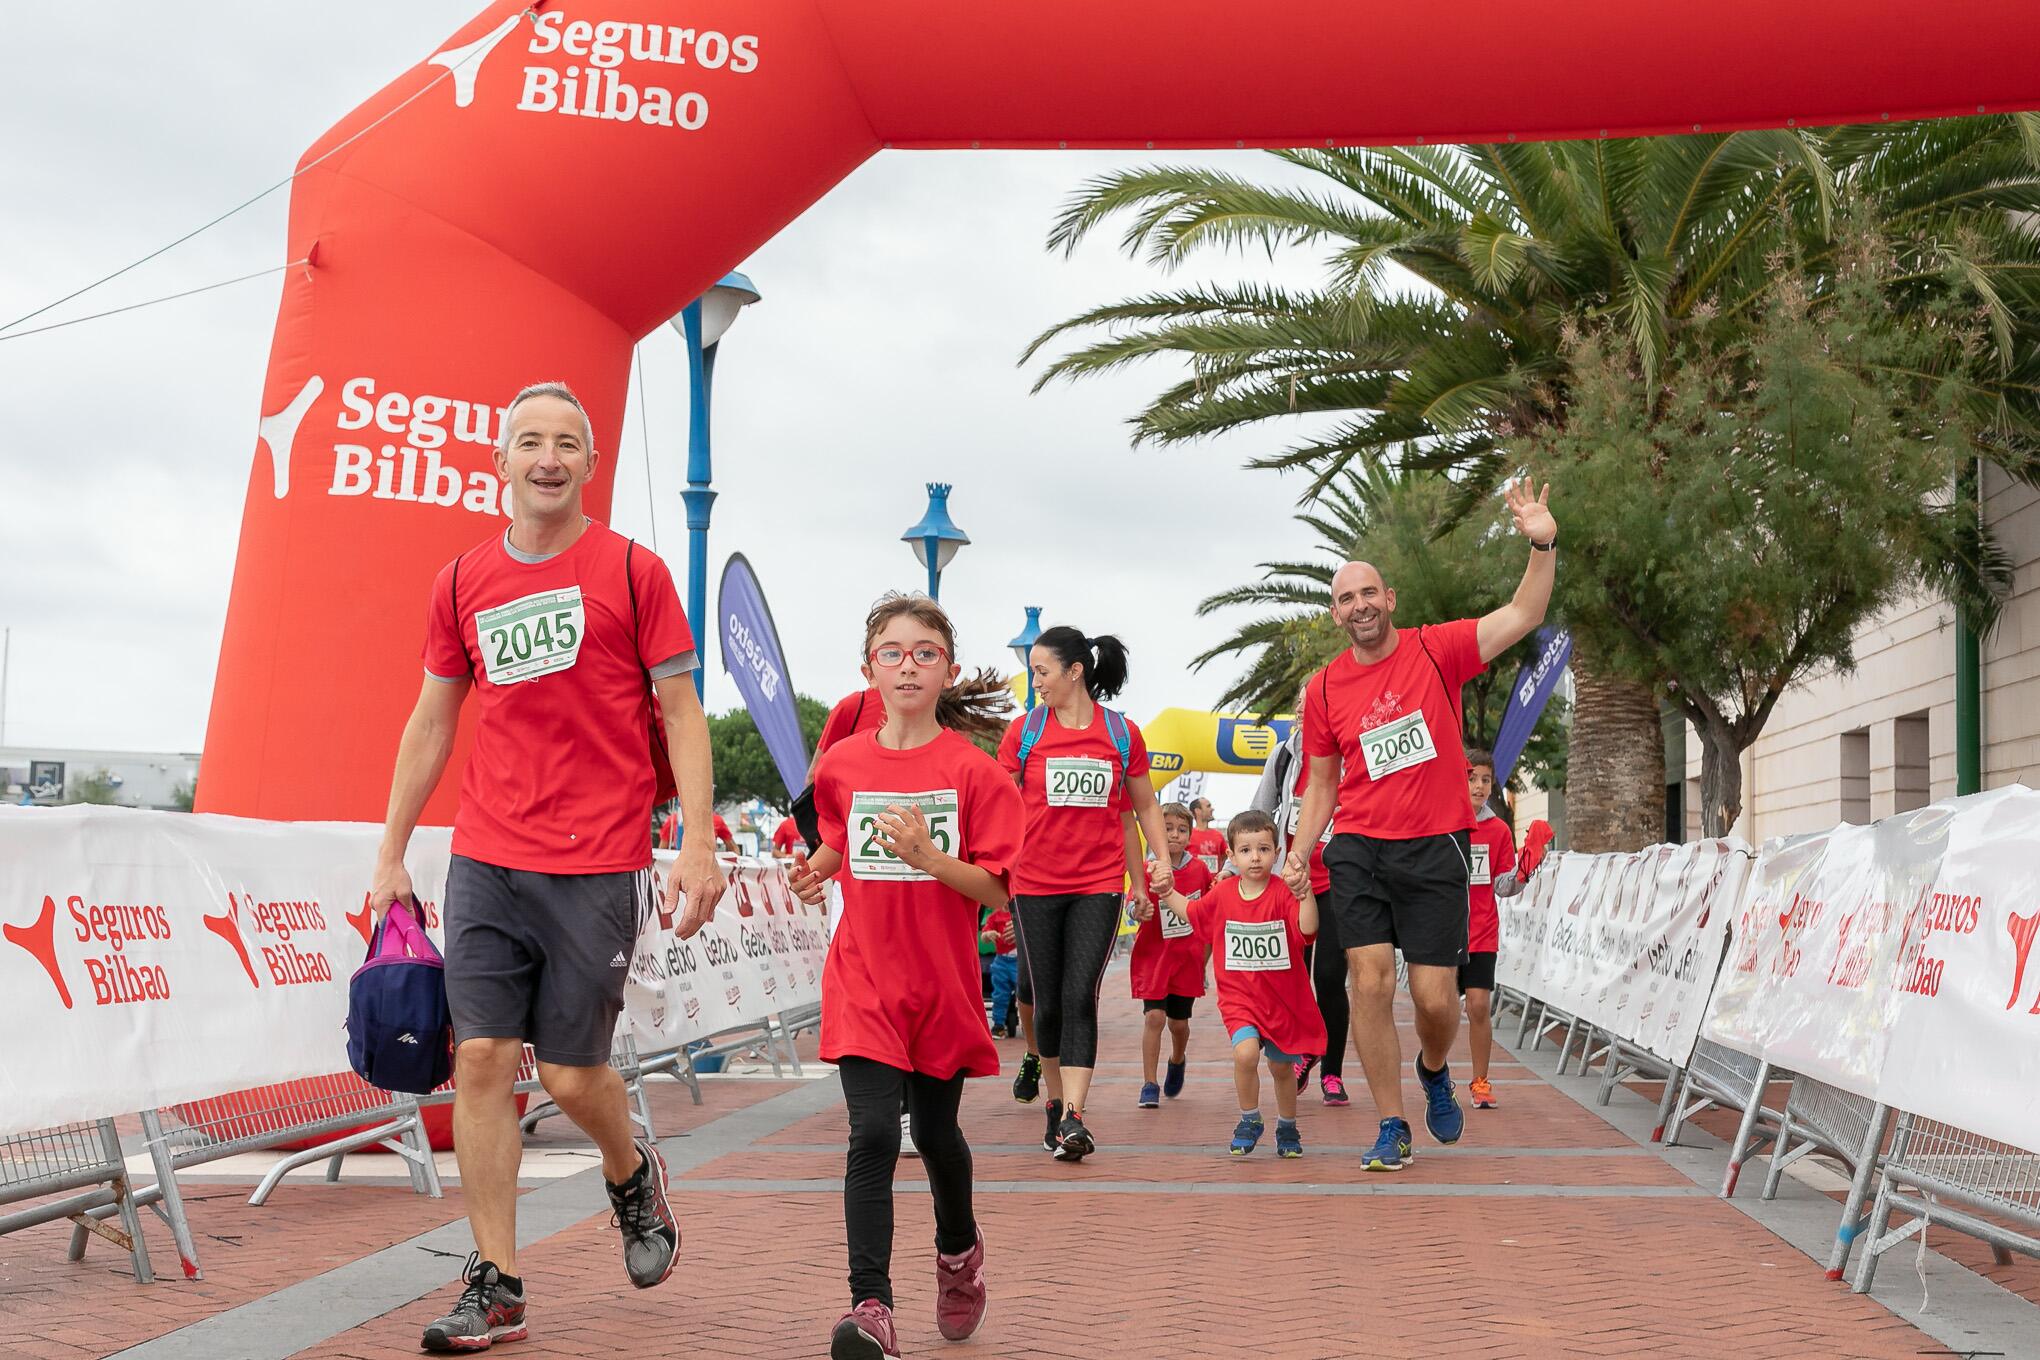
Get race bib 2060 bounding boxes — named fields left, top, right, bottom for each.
left=476, top=587, right=585, bottom=685
left=848, top=790, right=960, bottom=881
left=1360, top=709, right=1437, bottom=781
left=1285, top=793, right=1333, bottom=846
left=1045, top=756, right=1114, bottom=808
left=1224, top=918, right=1290, bottom=972
left=1161, top=907, right=1194, bottom=940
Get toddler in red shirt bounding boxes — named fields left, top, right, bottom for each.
left=1131, top=802, right=1213, bottom=1107
left=981, top=906, right=1019, bottom=1036
left=1161, top=809, right=1326, bottom=1159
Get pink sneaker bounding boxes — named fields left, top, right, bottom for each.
left=1321, top=1075, right=1351, bottom=1107
left=831, top=1300, right=900, bottom=1359
left=935, top=1228, right=988, bottom=1340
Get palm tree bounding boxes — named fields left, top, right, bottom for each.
left=1029, top=119, right=2040, bottom=850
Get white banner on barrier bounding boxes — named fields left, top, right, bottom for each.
left=0, top=806, right=822, bottom=1136
left=1701, top=787, right=2040, bottom=1154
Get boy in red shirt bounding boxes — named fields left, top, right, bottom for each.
left=981, top=905, right=1020, bottom=1036
left=1161, top=809, right=1326, bottom=1158
left=1463, top=749, right=1521, bottom=1110
left=1131, top=802, right=1213, bottom=1107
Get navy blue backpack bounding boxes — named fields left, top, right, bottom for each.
left=345, top=899, right=455, bottom=1094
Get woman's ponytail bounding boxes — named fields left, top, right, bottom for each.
left=1084, top=634, right=1129, bottom=701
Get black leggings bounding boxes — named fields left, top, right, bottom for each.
left=839, top=1057, right=974, bottom=1309
left=1012, top=892, right=1119, bottom=1069
left=1309, top=904, right=1351, bottom=1080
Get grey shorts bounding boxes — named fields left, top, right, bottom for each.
left=444, top=854, right=650, bottom=1066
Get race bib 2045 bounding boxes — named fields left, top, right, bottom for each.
left=848, top=790, right=960, bottom=881
left=1471, top=843, right=1492, bottom=886
left=1045, top=756, right=1114, bottom=808
left=1224, top=918, right=1290, bottom=972
left=1359, top=709, right=1437, bottom=781
left=476, top=587, right=585, bottom=685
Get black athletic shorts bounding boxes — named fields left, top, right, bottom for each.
left=1322, top=829, right=1471, bottom=968
left=1458, top=951, right=1497, bottom=994
left=443, top=854, right=649, bottom=1066
left=1142, top=995, right=1196, bottom=1021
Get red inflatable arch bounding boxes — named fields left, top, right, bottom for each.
left=199, top=0, right=2040, bottom=823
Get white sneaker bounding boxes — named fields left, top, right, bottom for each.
left=900, top=1111, right=919, bottom=1158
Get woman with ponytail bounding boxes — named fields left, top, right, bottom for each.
left=788, top=594, right=1019, bottom=1360
left=998, top=625, right=1173, bottom=1161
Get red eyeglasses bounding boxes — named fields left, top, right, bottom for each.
left=868, top=644, right=951, bottom=669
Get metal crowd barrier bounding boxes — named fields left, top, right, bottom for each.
left=0, top=1119, right=155, bottom=1282
left=1759, top=1076, right=1892, bottom=1280
left=1852, top=1113, right=2035, bottom=1294
left=638, top=1009, right=812, bottom=1106
left=1663, top=1039, right=1788, bottom=1197
left=510, top=1035, right=657, bottom=1141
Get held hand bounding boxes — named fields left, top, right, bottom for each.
left=1126, top=893, right=1155, bottom=923
left=875, top=804, right=937, bottom=866
left=1504, top=476, right=1556, bottom=544
left=1148, top=859, right=1175, bottom=898
left=1282, top=857, right=1312, bottom=897
left=672, top=839, right=727, bottom=940
left=787, top=851, right=828, bottom=906
left=368, top=860, right=415, bottom=924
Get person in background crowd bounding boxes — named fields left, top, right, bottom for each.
left=1463, top=749, right=1524, bottom=1110
left=772, top=814, right=804, bottom=858
left=660, top=804, right=736, bottom=853
left=369, top=381, right=725, bottom=1353
left=1000, top=625, right=1174, bottom=1162
left=1187, top=797, right=1228, bottom=875
left=982, top=903, right=1020, bottom=1036
left=1130, top=802, right=1212, bottom=1107
left=787, top=594, right=1018, bottom=1360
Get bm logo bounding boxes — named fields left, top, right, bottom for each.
left=1150, top=752, right=1186, bottom=774
left=1218, top=718, right=1292, bottom=767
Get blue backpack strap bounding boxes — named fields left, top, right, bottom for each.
left=1016, top=704, right=1052, bottom=774
left=1100, top=706, right=1133, bottom=775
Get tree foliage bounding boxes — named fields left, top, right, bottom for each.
left=706, top=693, right=830, bottom=811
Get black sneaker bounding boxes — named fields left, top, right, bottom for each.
left=605, top=1140, right=679, bottom=1289
left=421, top=1252, right=527, bottom=1352
left=1012, top=1052, right=1042, bottom=1104
left=1042, top=1098, right=1064, bottom=1152
left=1054, top=1112, right=1095, bottom=1162
left=1293, top=1055, right=1316, bottom=1094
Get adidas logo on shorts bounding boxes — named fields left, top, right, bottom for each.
left=611, top=951, right=628, bottom=968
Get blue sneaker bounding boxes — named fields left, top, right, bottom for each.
left=1162, top=1059, right=1186, bottom=1100
left=1228, top=1115, right=1265, bottom=1156
left=1417, top=1059, right=1464, bottom=1144
left=1363, top=1117, right=1412, bottom=1172
left=1138, top=1082, right=1160, bottom=1109
left=1276, top=1123, right=1303, bottom=1159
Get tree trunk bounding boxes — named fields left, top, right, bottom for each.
left=1695, top=713, right=1744, bottom=839
left=1565, top=646, right=1665, bottom=852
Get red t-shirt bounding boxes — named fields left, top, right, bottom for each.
left=658, top=811, right=731, bottom=849
left=815, top=729, right=1024, bottom=1079
left=1286, top=761, right=1334, bottom=896
left=1301, top=620, right=1485, bottom=839
left=1467, top=814, right=1517, bottom=955
left=1189, top=877, right=1327, bottom=1061
left=1187, top=828, right=1229, bottom=876
left=1129, top=855, right=1213, bottom=1000
left=982, top=907, right=1017, bottom=956
left=997, top=708, right=1152, bottom=897
left=423, top=523, right=693, bottom=873
left=817, top=689, right=886, bottom=755
left=772, top=816, right=802, bottom=854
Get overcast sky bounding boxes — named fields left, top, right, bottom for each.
left=2, top=4, right=1341, bottom=812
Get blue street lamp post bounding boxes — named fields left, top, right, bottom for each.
left=1009, top=605, right=1044, bottom=711
left=902, top=482, right=970, bottom=600
left=670, top=271, right=762, bottom=698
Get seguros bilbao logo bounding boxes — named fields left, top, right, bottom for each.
left=5, top=894, right=174, bottom=1010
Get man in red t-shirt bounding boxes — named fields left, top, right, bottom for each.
left=367, top=383, right=727, bottom=1352
left=1288, top=478, right=1556, bottom=1172
left=771, top=815, right=803, bottom=858
left=1186, top=798, right=1228, bottom=874
left=658, top=807, right=736, bottom=852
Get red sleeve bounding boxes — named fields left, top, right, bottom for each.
left=422, top=559, right=470, bottom=678
left=1492, top=822, right=1517, bottom=875
left=815, top=748, right=850, bottom=858
left=1432, top=618, right=1486, bottom=689
left=965, top=746, right=1027, bottom=892
left=995, top=714, right=1024, bottom=777
left=714, top=815, right=732, bottom=840
left=773, top=818, right=799, bottom=851
left=1301, top=668, right=1336, bottom=757
left=629, top=546, right=696, bottom=667
left=817, top=693, right=860, bottom=754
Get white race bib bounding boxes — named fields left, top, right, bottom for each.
left=1223, top=918, right=1290, bottom=972
left=1285, top=792, right=1333, bottom=846
left=1044, top=756, right=1113, bottom=808
left=847, top=790, right=960, bottom=881
left=476, top=587, right=585, bottom=684
left=1161, top=906, right=1194, bottom=940
left=1470, top=843, right=1492, bottom=886
left=1359, top=709, right=1438, bottom=781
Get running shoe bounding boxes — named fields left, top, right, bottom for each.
left=830, top=1300, right=900, bottom=1360
left=605, top=1140, right=679, bottom=1289
left=1417, top=1059, right=1464, bottom=1144
left=900, top=1110, right=918, bottom=1158
left=1054, top=1111, right=1095, bottom=1161
left=421, top=1252, right=527, bottom=1353
left=1228, top=1114, right=1265, bottom=1157
left=1276, top=1123, right=1303, bottom=1159
left=1012, top=1052, right=1042, bottom=1104
left=990, top=1025, right=1010, bottom=1039
left=1162, top=1059, right=1186, bottom=1100
left=1470, top=1076, right=1498, bottom=1109
left=1042, top=1098, right=1064, bottom=1153
left=934, top=1228, right=988, bottom=1341
left=1293, top=1055, right=1316, bottom=1094
left=1363, top=1117, right=1412, bottom=1172
left=1321, top=1074, right=1351, bottom=1107
left=1138, top=1081, right=1160, bottom=1109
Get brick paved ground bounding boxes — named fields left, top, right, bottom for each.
left=3, top=979, right=2032, bottom=1360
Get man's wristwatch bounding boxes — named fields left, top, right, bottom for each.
left=1531, top=538, right=1557, bottom=552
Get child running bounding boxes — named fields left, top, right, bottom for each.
left=787, top=594, right=1020, bottom=1360
left=1131, top=802, right=1213, bottom=1107
left=982, top=904, right=1019, bottom=1037
left=1463, top=748, right=1523, bottom=1110
left=1160, top=810, right=1326, bottom=1158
